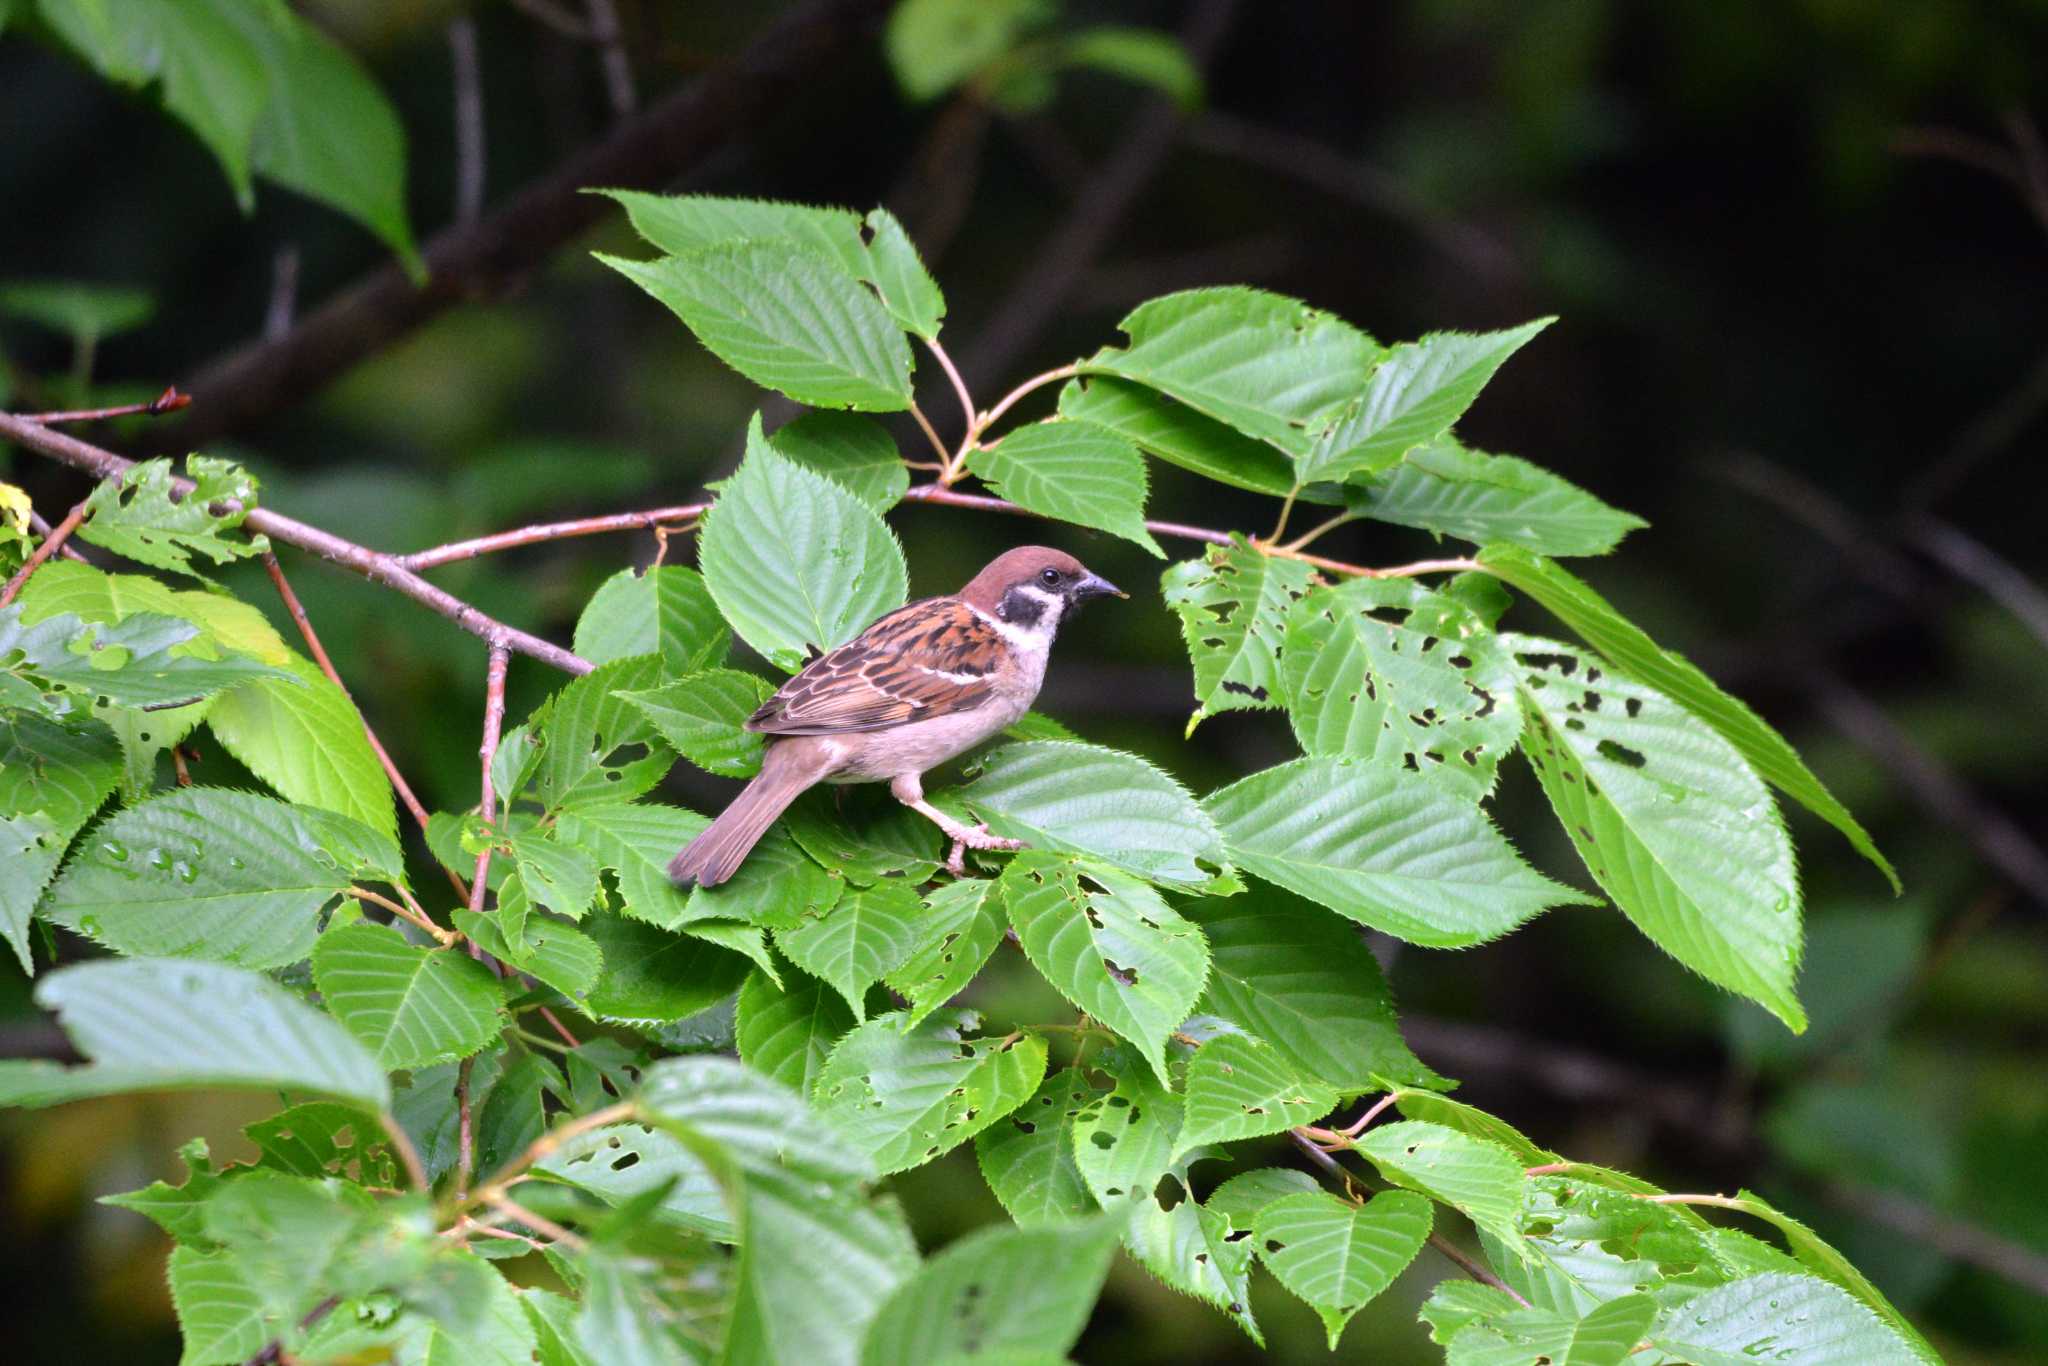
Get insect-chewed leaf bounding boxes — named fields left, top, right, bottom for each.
left=1174, top=1033, right=1339, bottom=1156
left=1161, top=540, right=1314, bottom=729
left=1345, top=439, right=1645, bottom=556
left=1070, top=1048, right=1181, bottom=1208
left=572, top=565, right=729, bottom=676
left=0, top=710, right=119, bottom=973
left=78, top=456, right=268, bottom=578
left=886, top=876, right=1008, bottom=1029
left=555, top=801, right=708, bottom=929
left=774, top=880, right=926, bottom=1021
left=1354, top=1120, right=1526, bottom=1251
left=0, top=605, right=291, bottom=709
left=1253, top=1189, right=1433, bottom=1349
left=311, top=924, right=503, bottom=1070
left=1123, top=1177, right=1264, bottom=1345
left=974, top=1067, right=1101, bottom=1227
left=965, top=419, right=1163, bottom=555
left=534, top=654, right=672, bottom=811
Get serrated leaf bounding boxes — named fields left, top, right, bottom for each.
left=43, top=786, right=399, bottom=968
left=1443, top=1292, right=1659, bottom=1366
left=735, top=967, right=853, bottom=1098
left=965, top=419, right=1162, bottom=555
left=959, top=740, right=1226, bottom=887
left=0, top=710, right=119, bottom=972
left=774, top=879, right=926, bottom=1021
left=886, top=876, right=1008, bottom=1028
left=583, top=913, right=752, bottom=1023
left=1650, top=1273, right=1921, bottom=1366
left=975, top=1068, right=1100, bottom=1226
left=1189, top=888, right=1444, bottom=1092
left=507, top=829, right=601, bottom=920
left=1355, top=1120, right=1526, bottom=1250
left=1204, top=756, right=1592, bottom=947
left=0, top=957, right=388, bottom=1110
left=1477, top=545, right=1895, bottom=889
left=169, top=1246, right=277, bottom=1366
left=699, top=420, right=910, bottom=671
left=1160, top=541, right=1314, bottom=727
left=1499, top=1176, right=1717, bottom=1318
left=1392, top=1091, right=1554, bottom=1164
left=1079, top=288, right=1379, bottom=459
left=455, top=908, right=600, bottom=1000
left=767, top=411, right=912, bottom=513
left=1204, top=1168, right=1322, bottom=1224
left=1002, top=853, right=1209, bottom=1087
left=1176, top=1034, right=1339, bottom=1155
left=573, top=1250, right=701, bottom=1365
left=813, top=1010, right=1048, bottom=1174
left=1295, top=321, right=1550, bottom=485
left=535, top=654, right=671, bottom=811
left=594, top=191, right=868, bottom=276
left=572, top=566, right=728, bottom=676
left=1058, top=375, right=1318, bottom=499
left=536, top=1120, right=734, bottom=1242
left=784, top=785, right=941, bottom=886
left=1282, top=576, right=1521, bottom=800
left=1346, top=440, right=1645, bottom=556
left=862, top=206, right=946, bottom=339
left=688, top=823, right=845, bottom=928
left=78, top=455, right=268, bottom=578
left=599, top=242, right=912, bottom=410
left=1254, top=1189, right=1432, bottom=1348
left=245, top=1101, right=399, bottom=1187
left=1123, top=1181, right=1263, bottom=1345
left=1, top=605, right=291, bottom=709
left=207, top=652, right=396, bottom=842
left=1070, top=1046, right=1180, bottom=1206
left=311, top=923, right=503, bottom=1070
left=619, top=671, right=774, bottom=779
left=555, top=802, right=708, bottom=929
left=861, top=1216, right=1121, bottom=1366
left=639, top=1053, right=871, bottom=1187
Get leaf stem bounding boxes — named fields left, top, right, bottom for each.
left=463, top=1100, right=638, bottom=1211
left=482, top=1191, right=588, bottom=1251
left=907, top=400, right=951, bottom=465
left=347, top=886, right=457, bottom=946
left=1267, top=484, right=1301, bottom=544
left=1337, top=1091, right=1399, bottom=1138
left=1279, top=510, right=1358, bottom=554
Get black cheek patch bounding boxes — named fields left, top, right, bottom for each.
left=999, top=586, right=1046, bottom=627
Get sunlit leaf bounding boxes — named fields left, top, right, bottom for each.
left=965, top=419, right=1163, bottom=555
left=1161, top=540, right=1314, bottom=729
left=1346, top=440, right=1645, bottom=556
left=1253, top=1189, right=1432, bottom=1348
left=311, top=924, right=503, bottom=1070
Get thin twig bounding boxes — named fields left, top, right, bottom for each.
left=907, top=401, right=950, bottom=465
left=243, top=1295, right=342, bottom=1366
left=470, top=645, right=513, bottom=930
left=448, top=16, right=487, bottom=227
left=455, top=1056, right=477, bottom=1203
left=1823, top=1180, right=2048, bottom=1298
left=0, top=499, right=87, bottom=608
left=1906, top=516, right=2048, bottom=655
left=536, top=1006, right=581, bottom=1048
left=464, top=1100, right=637, bottom=1207
left=11, top=386, right=190, bottom=425
left=396, top=504, right=705, bottom=570
left=1427, top=1230, right=1530, bottom=1307
left=264, top=247, right=299, bottom=343
left=585, top=0, right=636, bottom=117
left=483, top=1191, right=589, bottom=1251
left=508, top=0, right=594, bottom=40
left=347, top=886, right=456, bottom=946
left=24, top=510, right=88, bottom=564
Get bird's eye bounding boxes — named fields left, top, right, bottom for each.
left=1039, top=568, right=1061, bottom=586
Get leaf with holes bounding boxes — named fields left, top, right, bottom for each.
left=688, top=824, right=845, bottom=929
left=598, top=242, right=913, bottom=410
left=862, top=206, right=945, bottom=340
left=735, top=967, right=854, bottom=1098
left=1189, top=888, right=1444, bottom=1092
left=1346, top=440, right=1645, bottom=556
left=619, top=671, right=775, bottom=779
left=0, top=606, right=291, bottom=710
left=768, top=411, right=912, bottom=513
left=1070, top=1048, right=1182, bottom=1208
left=207, top=652, right=396, bottom=843
left=1175, top=1033, right=1339, bottom=1156
left=774, top=880, right=927, bottom=1021
left=1281, top=576, right=1520, bottom=799
left=1478, top=544, right=1895, bottom=889
left=555, top=802, right=708, bottom=930
left=43, top=786, right=400, bottom=969
left=77, top=455, right=268, bottom=579
left=1124, top=1179, right=1264, bottom=1345
left=975, top=1068, right=1101, bottom=1227
left=1511, top=635, right=1805, bottom=1030
left=536, top=1120, right=735, bottom=1242
left=1650, top=1273, right=1923, bottom=1366
left=959, top=741, right=1227, bottom=887
left=784, top=786, right=941, bottom=887
left=534, top=654, right=672, bottom=811
left=1204, top=756, right=1593, bottom=947
left=1498, top=1175, right=1718, bottom=1318
left=572, top=566, right=729, bottom=675
left=1254, top=1190, right=1432, bottom=1348
left=311, top=924, right=504, bottom=1070
left=0, top=711, right=119, bottom=973
left=1002, top=853, right=1209, bottom=1087
left=505, top=829, right=601, bottom=922
left=1441, top=1291, right=1660, bottom=1366
left=1161, top=540, right=1314, bottom=730
left=1355, top=1120, right=1526, bottom=1251
left=1205, top=1168, right=1322, bottom=1225
left=699, top=420, right=910, bottom=671
left=885, top=876, right=1008, bottom=1030
left=638, top=1054, right=871, bottom=1188
left=813, top=1010, right=1048, bottom=1175
left=965, top=419, right=1163, bottom=555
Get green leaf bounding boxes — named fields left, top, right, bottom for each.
left=1513, top=636, right=1805, bottom=1029
left=77, top=455, right=268, bottom=579
left=1477, top=545, right=1896, bottom=888
left=1, top=606, right=291, bottom=710
left=860, top=1216, right=1122, bottom=1366
left=1189, top=888, right=1444, bottom=1092
left=455, top=909, right=600, bottom=1001
left=774, top=880, right=927, bottom=1021
left=43, top=786, right=399, bottom=968
left=784, top=786, right=941, bottom=886
left=535, top=654, right=671, bottom=811
left=598, top=243, right=912, bottom=410
left=689, top=823, right=846, bottom=928
left=1058, top=376, right=1309, bottom=500
left=555, top=802, right=708, bottom=929
left=1345, top=441, right=1644, bottom=556
left=537, top=1120, right=734, bottom=1242
left=1061, top=26, right=1202, bottom=108
left=1254, top=1189, right=1432, bottom=1348
left=862, top=206, right=946, bottom=340
left=638, top=1053, right=871, bottom=1187
left=245, top=1101, right=400, bottom=1186
left=1441, top=1292, right=1659, bottom=1366
left=813, top=1010, right=1048, bottom=1174
left=583, top=913, right=752, bottom=1024
left=768, top=411, right=912, bottom=513
left=1175, top=1033, right=1339, bottom=1156
left=311, top=924, right=503, bottom=1070
left=619, top=671, right=774, bottom=779
left=208, top=652, right=397, bottom=842
left=1070, top=1050, right=1181, bottom=1207
left=507, top=829, right=601, bottom=920
left=1496, top=1175, right=1715, bottom=1317
left=573, top=1250, right=700, bottom=1364
left=1079, top=288, right=1379, bottom=459
left=572, top=566, right=729, bottom=676
left=0, top=711, right=119, bottom=972
left=885, top=876, right=1008, bottom=1028
left=592, top=191, right=868, bottom=277
left=884, top=0, right=1055, bottom=100
left=1295, top=321, right=1550, bottom=485
left=1392, top=1091, right=1554, bottom=1165
left=1160, top=541, right=1315, bottom=729
left=1650, top=1273, right=1922, bottom=1366
left=698, top=420, right=910, bottom=670
left=1204, top=756, right=1592, bottom=947
left=169, top=1245, right=277, bottom=1366
left=0, top=957, right=387, bottom=1110
left=0, top=277, right=153, bottom=343
left=1281, top=576, right=1522, bottom=800
left=735, top=967, right=853, bottom=1098
left=1123, top=1180, right=1263, bottom=1345
left=1002, top=854, right=1209, bottom=1087
left=959, top=740, right=1227, bottom=887
left=965, top=420, right=1163, bottom=555
left=1204, top=1168, right=1321, bottom=1224
left=1354, top=1120, right=1526, bottom=1250
left=974, top=1068, right=1100, bottom=1226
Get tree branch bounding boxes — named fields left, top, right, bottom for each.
left=0, top=498, right=87, bottom=608
left=470, top=645, right=512, bottom=927
left=396, top=503, right=705, bottom=571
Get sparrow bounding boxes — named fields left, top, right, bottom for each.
left=669, top=546, right=1124, bottom=886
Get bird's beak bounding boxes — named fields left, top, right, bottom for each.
left=1073, top=572, right=1126, bottom=602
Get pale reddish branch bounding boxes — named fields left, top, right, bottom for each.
left=0, top=412, right=592, bottom=675
left=243, top=1295, right=342, bottom=1366
left=12, top=386, right=189, bottom=425
left=535, top=1005, right=581, bottom=1049
left=455, top=1055, right=478, bottom=1203
left=396, top=504, right=706, bottom=571
left=470, top=645, right=513, bottom=926
left=0, top=499, right=88, bottom=609
left=25, top=510, right=89, bottom=563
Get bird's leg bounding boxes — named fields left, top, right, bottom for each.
left=889, top=773, right=1025, bottom=875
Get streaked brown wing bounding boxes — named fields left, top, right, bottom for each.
left=746, top=598, right=1000, bottom=736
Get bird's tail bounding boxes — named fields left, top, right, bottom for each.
left=668, top=743, right=822, bottom=887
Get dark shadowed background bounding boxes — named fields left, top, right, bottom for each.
left=2, top=1, right=2045, bottom=1360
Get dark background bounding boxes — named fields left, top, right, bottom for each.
left=2, top=1, right=2045, bottom=1360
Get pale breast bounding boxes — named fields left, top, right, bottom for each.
left=826, top=694, right=1027, bottom=783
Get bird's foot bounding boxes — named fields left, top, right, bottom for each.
left=945, top=824, right=1027, bottom=876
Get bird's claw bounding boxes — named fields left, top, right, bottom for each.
left=946, top=824, right=1027, bottom=876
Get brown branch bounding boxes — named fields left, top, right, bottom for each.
left=508, top=0, right=594, bottom=40
left=0, top=498, right=87, bottom=608
left=455, top=1055, right=478, bottom=1203
left=1905, top=516, right=2048, bottom=655
left=10, top=386, right=189, bottom=425
left=396, top=503, right=705, bottom=571
left=24, top=510, right=89, bottom=564
left=0, top=412, right=592, bottom=674
left=380, top=1112, right=430, bottom=1193
left=471, top=645, right=513, bottom=928
left=158, top=0, right=890, bottom=451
